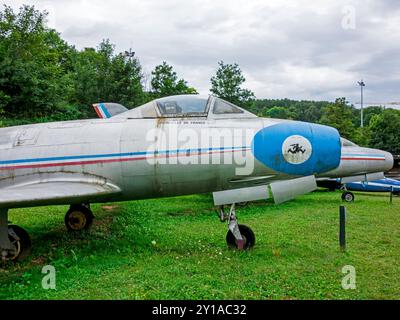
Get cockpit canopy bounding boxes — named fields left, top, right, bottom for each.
left=114, top=95, right=257, bottom=119
left=157, top=95, right=208, bottom=116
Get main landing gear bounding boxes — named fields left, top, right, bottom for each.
left=0, top=204, right=95, bottom=262
left=219, top=203, right=255, bottom=250
left=64, top=204, right=94, bottom=231
left=0, top=209, right=31, bottom=262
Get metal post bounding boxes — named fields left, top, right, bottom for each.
left=390, top=186, right=393, bottom=204
left=358, top=80, right=365, bottom=128
left=361, top=85, right=363, bottom=127
left=339, top=206, right=346, bottom=251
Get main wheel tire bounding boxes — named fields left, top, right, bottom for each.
left=342, top=191, right=355, bottom=202
left=6, top=225, right=32, bottom=261
left=65, top=205, right=94, bottom=231
left=226, top=224, right=255, bottom=250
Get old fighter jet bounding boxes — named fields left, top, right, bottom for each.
left=0, top=95, right=394, bottom=260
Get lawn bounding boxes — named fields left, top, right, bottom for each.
left=0, top=190, right=399, bottom=300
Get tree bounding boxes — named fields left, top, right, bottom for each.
left=0, top=5, right=73, bottom=118
left=95, top=40, right=145, bottom=107
left=368, top=109, right=400, bottom=154
left=266, top=106, right=291, bottom=119
left=250, top=98, right=328, bottom=122
left=210, top=61, right=255, bottom=109
left=150, top=61, right=197, bottom=98
left=363, top=106, right=384, bottom=127
left=0, top=5, right=147, bottom=122
left=71, top=39, right=146, bottom=116
left=302, top=103, right=324, bottom=123
left=319, top=97, right=356, bottom=139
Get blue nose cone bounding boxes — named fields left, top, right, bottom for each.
left=252, top=122, right=341, bottom=176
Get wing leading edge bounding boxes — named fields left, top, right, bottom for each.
left=0, top=180, right=121, bottom=209
left=213, top=175, right=317, bottom=205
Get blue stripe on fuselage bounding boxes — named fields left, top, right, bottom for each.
left=0, top=146, right=249, bottom=165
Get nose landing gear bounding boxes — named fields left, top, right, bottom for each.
left=342, top=191, right=355, bottom=203
left=219, top=203, right=255, bottom=250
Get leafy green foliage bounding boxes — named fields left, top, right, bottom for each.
left=210, top=61, right=255, bottom=109
left=369, top=109, right=400, bottom=154
left=319, top=98, right=357, bottom=139
left=251, top=99, right=327, bottom=123
left=71, top=40, right=146, bottom=114
left=0, top=5, right=73, bottom=118
left=363, top=106, right=384, bottom=127
left=150, top=61, right=197, bottom=98
left=0, top=5, right=181, bottom=122
left=265, top=106, right=291, bottom=119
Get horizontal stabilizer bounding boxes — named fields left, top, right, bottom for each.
left=92, top=102, right=128, bottom=119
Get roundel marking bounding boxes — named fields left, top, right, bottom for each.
left=282, top=135, right=312, bottom=165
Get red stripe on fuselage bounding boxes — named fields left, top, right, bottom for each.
left=341, top=157, right=386, bottom=161
left=0, top=149, right=249, bottom=171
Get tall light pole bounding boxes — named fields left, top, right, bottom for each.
left=124, top=48, right=135, bottom=60
left=358, top=80, right=365, bottom=127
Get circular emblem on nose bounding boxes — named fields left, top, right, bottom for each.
left=282, top=135, right=312, bottom=164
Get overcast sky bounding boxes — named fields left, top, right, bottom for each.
left=4, top=0, right=400, bottom=106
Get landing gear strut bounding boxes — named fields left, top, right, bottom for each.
left=65, top=204, right=94, bottom=231
left=0, top=209, right=31, bottom=262
left=219, top=204, right=255, bottom=250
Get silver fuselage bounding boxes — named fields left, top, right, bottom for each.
left=0, top=116, right=393, bottom=207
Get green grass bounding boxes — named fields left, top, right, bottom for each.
left=0, top=190, right=399, bottom=300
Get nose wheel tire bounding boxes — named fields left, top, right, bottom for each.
left=65, top=205, right=94, bottom=231
left=342, top=191, right=355, bottom=202
left=4, top=225, right=32, bottom=261
left=226, top=224, right=255, bottom=250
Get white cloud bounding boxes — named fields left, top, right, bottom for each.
left=3, top=0, right=400, bottom=105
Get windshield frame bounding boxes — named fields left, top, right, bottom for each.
left=155, top=95, right=211, bottom=118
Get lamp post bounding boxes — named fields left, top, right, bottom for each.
left=358, top=80, right=365, bottom=127
left=124, top=48, right=135, bottom=60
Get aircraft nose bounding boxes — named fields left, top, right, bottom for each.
left=340, top=146, right=394, bottom=176
left=366, top=149, right=394, bottom=173
left=382, top=151, right=394, bottom=172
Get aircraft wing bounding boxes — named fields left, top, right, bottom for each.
left=213, top=175, right=317, bottom=205
left=0, top=180, right=121, bottom=209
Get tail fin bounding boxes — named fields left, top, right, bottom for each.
left=92, top=103, right=128, bottom=119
